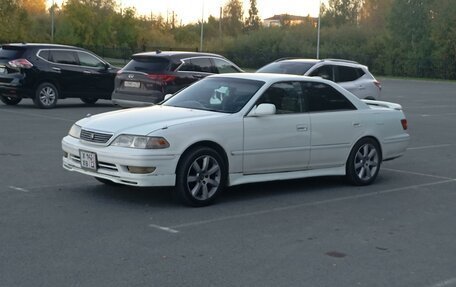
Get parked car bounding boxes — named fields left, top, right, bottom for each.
left=0, top=43, right=118, bottom=108
left=62, top=73, right=409, bottom=207
left=111, top=50, right=243, bottom=107
left=256, top=58, right=382, bottom=100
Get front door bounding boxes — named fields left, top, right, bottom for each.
left=243, top=82, right=311, bottom=174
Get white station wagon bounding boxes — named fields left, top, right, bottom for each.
left=62, top=73, right=410, bottom=206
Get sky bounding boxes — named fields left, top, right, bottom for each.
left=47, top=0, right=325, bottom=24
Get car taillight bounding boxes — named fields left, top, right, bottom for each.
left=146, top=74, right=176, bottom=82
left=8, top=58, right=33, bottom=69
left=401, top=119, right=408, bottom=130
left=374, top=80, right=382, bottom=90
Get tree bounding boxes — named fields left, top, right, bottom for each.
left=245, top=0, right=261, bottom=32
left=19, top=0, right=46, bottom=14
left=324, top=0, right=362, bottom=27
left=222, top=0, right=244, bottom=36
left=359, top=0, right=393, bottom=29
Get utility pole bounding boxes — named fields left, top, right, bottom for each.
left=317, top=0, right=321, bottom=59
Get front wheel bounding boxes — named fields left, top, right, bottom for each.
left=34, top=82, right=58, bottom=109
left=0, top=95, right=22, bottom=105
left=346, top=138, right=381, bottom=186
left=175, top=147, right=226, bottom=207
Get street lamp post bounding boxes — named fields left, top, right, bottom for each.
left=317, top=0, right=321, bottom=59
left=51, top=0, right=55, bottom=42
left=200, top=0, right=204, bottom=52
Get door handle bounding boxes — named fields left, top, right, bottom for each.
left=83, top=70, right=92, bottom=74
left=296, top=125, right=308, bottom=132
left=193, top=74, right=205, bottom=79
left=353, top=122, right=361, bottom=127
left=52, top=67, right=61, bottom=71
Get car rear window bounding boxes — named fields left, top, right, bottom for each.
left=123, top=57, right=171, bottom=73
left=0, top=46, right=25, bottom=60
left=257, top=61, right=317, bottom=75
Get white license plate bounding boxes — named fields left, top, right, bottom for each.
left=80, top=150, right=97, bottom=171
left=124, top=81, right=140, bottom=88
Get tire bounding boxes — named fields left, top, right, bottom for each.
left=81, top=98, right=98, bottom=104
left=346, top=138, right=382, bottom=186
left=34, top=82, right=58, bottom=109
left=175, top=147, right=226, bottom=207
left=94, top=177, right=119, bottom=185
left=0, top=95, right=22, bottom=105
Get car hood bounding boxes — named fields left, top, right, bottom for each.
left=77, top=105, right=227, bottom=135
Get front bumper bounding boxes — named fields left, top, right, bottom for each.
left=62, top=135, right=178, bottom=186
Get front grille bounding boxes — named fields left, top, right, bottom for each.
left=80, top=129, right=112, bottom=144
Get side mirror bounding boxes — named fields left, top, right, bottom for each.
left=248, top=103, right=276, bottom=117
left=164, top=94, right=173, bottom=101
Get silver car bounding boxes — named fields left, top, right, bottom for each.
left=256, top=58, right=381, bottom=100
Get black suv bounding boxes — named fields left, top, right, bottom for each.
left=111, top=51, right=243, bottom=107
left=0, top=43, right=118, bottom=108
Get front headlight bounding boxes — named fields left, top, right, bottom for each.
left=111, top=135, right=170, bottom=149
left=68, top=124, right=81, bottom=139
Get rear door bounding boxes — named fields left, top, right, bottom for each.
left=303, top=82, right=362, bottom=168
left=334, top=65, right=366, bottom=98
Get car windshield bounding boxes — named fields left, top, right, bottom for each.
left=257, top=61, right=317, bottom=75
left=163, top=77, right=264, bottom=113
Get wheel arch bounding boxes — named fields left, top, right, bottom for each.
left=350, top=135, right=383, bottom=163
left=176, top=140, right=229, bottom=174
left=33, top=78, right=63, bottom=98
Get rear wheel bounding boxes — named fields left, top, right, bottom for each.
left=34, top=82, right=58, bottom=109
left=175, top=147, right=226, bottom=207
left=346, top=138, right=381, bottom=186
left=81, top=98, right=98, bottom=104
left=0, top=95, right=22, bottom=105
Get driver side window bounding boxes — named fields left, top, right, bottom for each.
left=256, top=82, right=304, bottom=114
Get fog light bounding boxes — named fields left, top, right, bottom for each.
left=127, top=166, right=156, bottom=174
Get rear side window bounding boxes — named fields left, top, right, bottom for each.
left=180, top=58, right=213, bottom=73
left=335, top=66, right=364, bottom=82
left=50, top=50, right=78, bottom=65
left=257, top=61, right=316, bottom=75
left=213, top=58, right=240, bottom=73
left=38, top=50, right=50, bottom=61
left=0, top=46, right=25, bottom=60
left=302, top=82, right=356, bottom=112
left=124, top=57, right=170, bottom=73
left=77, top=52, right=105, bottom=68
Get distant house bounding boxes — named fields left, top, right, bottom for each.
left=263, top=14, right=318, bottom=27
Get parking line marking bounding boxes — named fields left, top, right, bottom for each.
left=429, top=278, right=456, bottom=287
left=407, top=144, right=452, bottom=150
left=383, top=168, right=454, bottom=180
left=0, top=109, right=75, bottom=122
left=170, top=179, right=455, bottom=230
left=149, top=224, right=179, bottom=234
left=8, top=186, right=30, bottom=192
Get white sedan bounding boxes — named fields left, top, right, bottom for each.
left=62, top=73, right=410, bottom=206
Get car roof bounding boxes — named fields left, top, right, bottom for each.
left=274, top=58, right=366, bottom=68
left=132, top=51, right=226, bottom=60
left=209, top=72, right=327, bottom=83
left=1, top=43, right=81, bottom=50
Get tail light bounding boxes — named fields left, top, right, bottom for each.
left=374, top=80, right=382, bottom=91
left=146, top=74, right=176, bottom=83
left=401, top=119, right=408, bottom=130
left=8, top=58, right=33, bottom=69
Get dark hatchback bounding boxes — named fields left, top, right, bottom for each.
left=111, top=51, right=243, bottom=107
left=0, top=43, right=118, bottom=108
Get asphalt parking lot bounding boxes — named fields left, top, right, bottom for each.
left=1, top=78, right=455, bottom=287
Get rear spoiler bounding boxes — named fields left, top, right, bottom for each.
left=362, top=99, right=403, bottom=110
